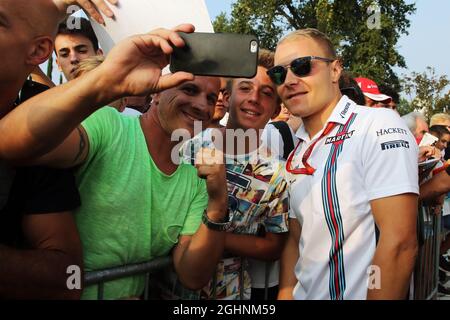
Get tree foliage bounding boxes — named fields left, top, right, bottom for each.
left=396, top=98, right=415, bottom=116
left=401, top=67, right=450, bottom=120
left=213, top=0, right=416, bottom=91
left=46, top=53, right=54, bottom=79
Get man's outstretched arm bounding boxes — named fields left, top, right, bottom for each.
left=419, top=167, right=450, bottom=202
left=0, top=25, right=194, bottom=163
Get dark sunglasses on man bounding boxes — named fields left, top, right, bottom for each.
left=267, top=56, right=336, bottom=85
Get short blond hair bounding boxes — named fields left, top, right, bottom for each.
left=430, top=113, right=450, bottom=126
left=278, top=28, right=337, bottom=59
left=73, top=55, right=105, bottom=79
left=226, top=49, right=275, bottom=92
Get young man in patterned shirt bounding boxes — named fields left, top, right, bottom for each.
left=159, top=50, right=289, bottom=300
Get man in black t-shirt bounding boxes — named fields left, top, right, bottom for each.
left=0, top=79, right=83, bottom=298
left=0, top=166, right=82, bottom=299
left=0, top=75, right=83, bottom=298
left=0, top=0, right=89, bottom=299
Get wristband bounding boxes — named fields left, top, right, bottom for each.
left=202, top=209, right=231, bottom=231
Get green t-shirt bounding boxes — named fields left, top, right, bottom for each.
left=76, top=107, right=207, bottom=299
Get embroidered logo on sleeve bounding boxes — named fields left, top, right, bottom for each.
left=380, top=140, right=410, bottom=151
left=375, top=128, right=408, bottom=137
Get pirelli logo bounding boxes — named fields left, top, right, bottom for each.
left=380, top=140, right=410, bottom=151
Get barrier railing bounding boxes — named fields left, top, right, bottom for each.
left=86, top=204, right=441, bottom=301
left=413, top=204, right=441, bottom=300
left=84, top=256, right=275, bottom=300
left=84, top=256, right=172, bottom=300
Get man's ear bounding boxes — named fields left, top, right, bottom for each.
left=26, top=36, right=54, bottom=66
left=152, top=93, right=161, bottom=106
left=331, top=59, right=343, bottom=83
left=56, top=57, right=62, bottom=72
left=96, top=48, right=104, bottom=56
left=223, top=90, right=231, bottom=109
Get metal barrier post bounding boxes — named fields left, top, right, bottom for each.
left=414, top=204, right=441, bottom=300
left=264, top=262, right=270, bottom=300
left=239, top=260, right=244, bottom=300
left=97, top=282, right=104, bottom=300
left=143, top=273, right=150, bottom=300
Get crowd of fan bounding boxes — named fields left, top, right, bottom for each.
left=1, top=0, right=449, bottom=300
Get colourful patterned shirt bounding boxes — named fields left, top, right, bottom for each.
left=158, top=128, right=289, bottom=300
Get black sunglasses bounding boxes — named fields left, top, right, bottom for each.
left=267, top=56, right=335, bottom=85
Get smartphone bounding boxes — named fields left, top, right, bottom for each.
left=170, top=32, right=259, bottom=78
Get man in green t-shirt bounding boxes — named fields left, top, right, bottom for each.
left=0, top=25, right=229, bottom=299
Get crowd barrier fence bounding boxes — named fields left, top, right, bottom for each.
left=85, top=203, right=442, bottom=300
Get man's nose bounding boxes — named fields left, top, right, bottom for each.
left=192, top=96, right=211, bottom=115
left=247, top=88, right=260, bottom=104
left=217, top=91, right=224, bottom=103
left=69, top=52, right=79, bottom=64
left=284, top=68, right=301, bottom=86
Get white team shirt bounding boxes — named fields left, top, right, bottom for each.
left=288, top=95, right=419, bottom=300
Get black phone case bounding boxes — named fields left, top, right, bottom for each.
left=170, top=32, right=259, bottom=78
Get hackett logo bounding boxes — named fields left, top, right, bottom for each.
left=381, top=140, right=410, bottom=151
left=376, top=128, right=408, bottom=137
left=325, top=130, right=355, bottom=144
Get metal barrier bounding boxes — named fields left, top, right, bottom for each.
left=85, top=203, right=444, bottom=301
left=84, top=255, right=275, bottom=300
left=413, top=204, right=441, bottom=300
left=84, top=212, right=443, bottom=301
left=84, top=256, right=172, bottom=300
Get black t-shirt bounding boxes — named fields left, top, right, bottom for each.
left=0, top=161, right=15, bottom=210
left=0, top=166, right=81, bottom=247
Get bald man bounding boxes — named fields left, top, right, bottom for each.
left=0, top=0, right=116, bottom=299
left=0, top=0, right=114, bottom=116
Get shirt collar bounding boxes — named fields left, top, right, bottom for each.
left=327, top=95, right=356, bottom=125
left=295, top=95, right=356, bottom=142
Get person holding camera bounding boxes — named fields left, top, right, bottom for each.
left=1, top=30, right=230, bottom=300
left=0, top=0, right=232, bottom=299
